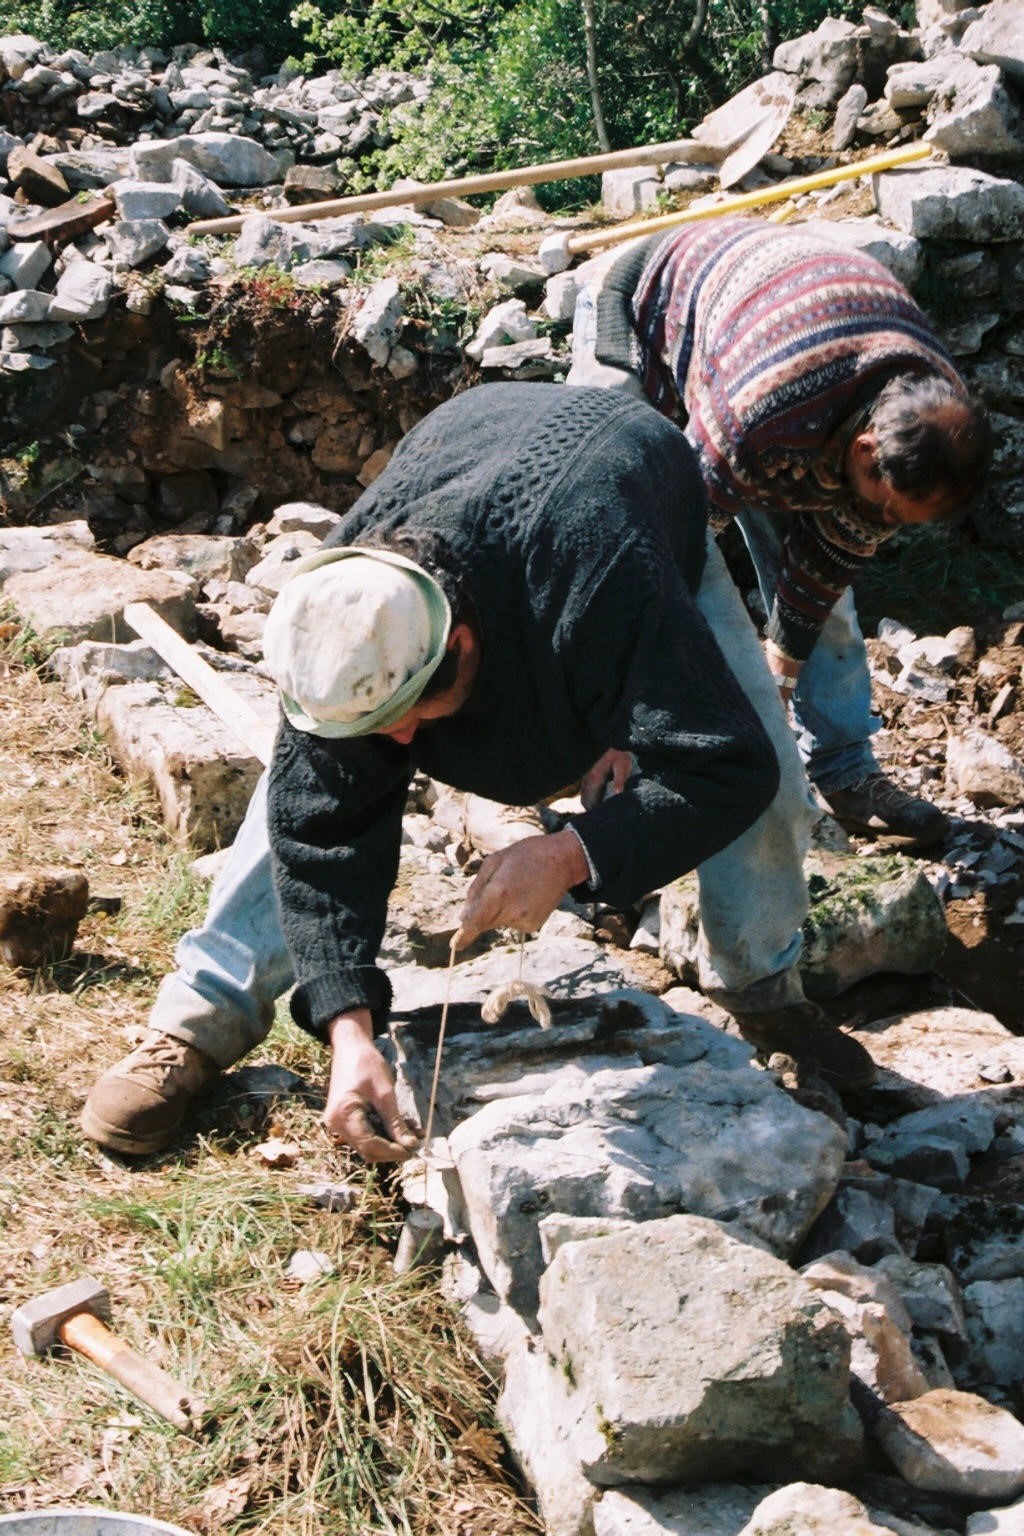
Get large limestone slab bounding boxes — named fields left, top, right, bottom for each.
left=925, top=59, right=1024, bottom=159
left=131, top=131, right=283, bottom=187
left=539, top=1215, right=859, bottom=1485
left=3, top=550, right=197, bottom=645
left=874, top=1389, right=1024, bottom=1500
left=127, top=532, right=260, bottom=586
left=391, top=933, right=651, bottom=1022
left=50, top=639, right=277, bottom=849
left=496, top=1334, right=599, bottom=1536
left=594, top=1484, right=772, bottom=1536
left=851, top=1007, right=1024, bottom=1115
left=394, top=985, right=697, bottom=1157
left=961, top=0, right=1024, bottom=85
left=738, top=1483, right=926, bottom=1535
left=0, top=521, right=94, bottom=582
left=874, top=167, right=1024, bottom=242
left=444, top=1007, right=846, bottom=1311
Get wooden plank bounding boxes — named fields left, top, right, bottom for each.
left=8, top=194, right=116, bottom=248
left=123, top=602, right=276, bottom=767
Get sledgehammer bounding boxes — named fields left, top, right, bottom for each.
left=11, top=1276, right=206, bottom=1432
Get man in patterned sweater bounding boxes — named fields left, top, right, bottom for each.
left=83, top=383, right=873, bottom=1164
left=568, top=215, right=991, bottom=846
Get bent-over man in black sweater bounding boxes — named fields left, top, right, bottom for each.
left=83, top=383, right=874, bottom=1165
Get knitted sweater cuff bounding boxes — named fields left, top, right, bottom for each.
left=593, top=235, right=663, bottom=374
left=290, top=965, right=394, bottom=1043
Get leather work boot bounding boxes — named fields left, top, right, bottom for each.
left=823, top=774, right=949, bottom=848
left=731, top=1002, right=877, bottom=1090
left=81, top=1031, right=221, bottom=1155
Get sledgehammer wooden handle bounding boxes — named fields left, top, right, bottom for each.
left=61, top=1310, right=206, bottom=1432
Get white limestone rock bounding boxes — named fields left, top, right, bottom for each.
left=961, top=0, right=1024, bottom=84
left=50, top=260, right=115, bottom=320
left=0, top=239, right=51, bottom=290
left=50, top=637, right=276, bottom=848
left=850, top=1007, right=1024, bottom=1112
left=445, top=1014, right=845, bottom=1311
left=265, top=502, right=341, bottom=538
left=349, top=275, right=404, bottom=366
left=539, top=1215, right=861, bottom=1485
left=594, top=1484, right=772, bottom=1536
left=132, top=131, right=284, bottom=187
left=111, top=178, right=183, bottom=221
left=127, top=533, right=260, bottom=585
left=465, top=298, right=536, bottom=360
left=875, top=167, right=1024, bottom=242
left=3, top=550, right=196, bottom=646
left=103, top=218, right=170, bottom=269
left=0, top=521, right=94, bottom=582
left=874, top=1389, right=1024, bottom=1499
left=801, top=1253, right=931, bottom=1403
left=496, top=1333, right=599, bottom=1536
left=245, top=530, right=322, bottom=595
left=738, top=1483, right=920, bottom=1535
left=947, top=729, right=1024, bottom=808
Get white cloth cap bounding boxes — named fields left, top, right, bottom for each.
left=263, top=547, right=451, bottom=737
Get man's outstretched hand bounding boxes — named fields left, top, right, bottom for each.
left=325, top=1009, right=421, bottom=1163
left=455, top=829, right=589, bottom=949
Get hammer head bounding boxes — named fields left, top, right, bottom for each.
left=11, top=1276, right=111, bottom=1355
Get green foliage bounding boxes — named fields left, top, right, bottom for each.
left=3, top=0, right=304, bottom=54
left=855, top=524, right=1024, bottom=637
left=290, top=0, right=504, bottom=75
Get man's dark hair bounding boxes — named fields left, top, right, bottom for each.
left=358, top=526, right=473, bottom=701
left=867, top=373, right=992, bottom=505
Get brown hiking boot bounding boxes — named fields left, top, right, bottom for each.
left=823, top=774, right=949, bottom=848
left=81, top=1031, right=221, bottom=1155
left=731, top=1001, right=876, bottom=1090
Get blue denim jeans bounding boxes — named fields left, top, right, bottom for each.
left=733, top=507, right=880, bottom=794
left=567, top=271, right=881, bottom=796
left=148, top=532, right=818, bottom=1061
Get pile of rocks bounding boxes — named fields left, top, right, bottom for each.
left=0, top=31, right=426, bottom=182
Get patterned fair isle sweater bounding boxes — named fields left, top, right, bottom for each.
left=267, top=382, right=778, bottom=1040
left=592, top=216, right=969, bottom=662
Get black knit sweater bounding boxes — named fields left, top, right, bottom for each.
left=267, top=383, right=779, bottom=1040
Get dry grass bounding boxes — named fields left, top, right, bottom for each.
left=0, top=625, right=541, bottom=1536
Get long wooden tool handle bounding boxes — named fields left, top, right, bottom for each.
left=60, top=1310, right=206, bottom=1432
left=186, top=136, right=707, bottom=234
left=565, top=140, right=934, bottom=255
left=124, top=602, right=275, bottom=767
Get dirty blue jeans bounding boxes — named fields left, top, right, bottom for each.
left=148, top=532, right=818, bottom=1065
left=567, top=271, right=881, bottom=796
